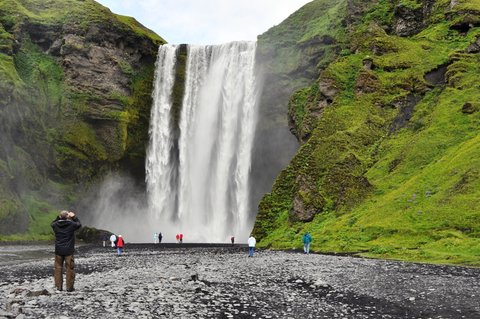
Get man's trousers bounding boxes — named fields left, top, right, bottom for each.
left=54, top=254, right=75, bottom=291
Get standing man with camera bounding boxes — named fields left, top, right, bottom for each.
left=51, top=210, right=81, bottom=292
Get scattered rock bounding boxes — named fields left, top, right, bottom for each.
left=461, top=102, right=479, bottom=114
left=25, top=289, right=50, bottom=297
left=314, top=280, right=331, bottom=289
left=0, top=246, right=478, bottom=318
left=0, top=309, right=14, bottom=317
left=467, top=36, right=480, bottom=53
left=362, top=56, right=374, bottom=70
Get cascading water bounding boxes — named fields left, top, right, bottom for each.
left=145, top=44, right=178, bottom=219
left=146, top=42, right=259, bottom=242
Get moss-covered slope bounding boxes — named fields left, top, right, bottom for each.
left=0, top=0, right=164, bottom=238
left=253, top=0, right=480, bottom=266
left=251, top=0, right=361, bottom=217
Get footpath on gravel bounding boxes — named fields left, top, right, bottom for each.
left=0, top=244, right=478, bottom=318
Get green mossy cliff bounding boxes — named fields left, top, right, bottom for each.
left=253, top=0, right=480, bottom=266
left=251, top=0, right=350, bottom=215
left=0, top=0, right=164, bottom=237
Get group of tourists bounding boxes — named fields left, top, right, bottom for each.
left=175, top=233, right=184, bottom=243
left=153, top=232, right=163, bottom=243
left=51, top=209, right=314, bottom=292
left=102, top=233, right=125, bottom=256
left=247, top=232, right=312, bottom=257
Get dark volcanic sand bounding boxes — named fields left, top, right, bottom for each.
left=0, top=244, right=478, bottom=318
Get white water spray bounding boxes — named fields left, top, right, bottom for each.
left=146, top=42, right=259, bottom=242
left=145, top=44, right=178, bottom=218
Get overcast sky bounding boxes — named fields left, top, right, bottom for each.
left=94, top=0, right=312, bottom=45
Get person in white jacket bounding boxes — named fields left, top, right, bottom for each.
left=109, top=234, right=117, bottom=248
left=248, top=235, right=256, bottom=257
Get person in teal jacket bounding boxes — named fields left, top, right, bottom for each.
left=303, top=232, right=312, bottom=254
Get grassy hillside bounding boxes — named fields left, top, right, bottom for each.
left=254, top=0, right=480, bottom=266
left=0, top=0, right=163, bottom=41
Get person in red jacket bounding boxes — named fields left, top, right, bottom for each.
left=116, top=235, right=125, bottom=256
left=179, top=233, right=183, bottom=243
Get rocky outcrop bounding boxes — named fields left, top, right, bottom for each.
left=393, top=0, right=435, bottom=36
left=461, top=102, right=479, bottom=114
left=345, top=0, right=378, bottom=27
left=288, top=76, right=337, bottom=143
left=389, top=94, right=422, bottom=133
left=467, top=36, right=480, bottom=53
left=394, top=4, right=424, bottom=36
left=76, top=226, right=112, bottom=244
left=290, top=175, right=324, bottom=222
left=27, top=19, right=161, bottom=172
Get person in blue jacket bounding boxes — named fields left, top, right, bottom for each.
left=303, top=232, right=312, bottom=254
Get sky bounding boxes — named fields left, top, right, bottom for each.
left=94, top=0, right=312, bottom=45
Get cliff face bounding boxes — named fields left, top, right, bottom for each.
left=251, top=0, right=358, bottom=216
left=254, top=0, right=480, bottom=265
left=0, top=0, right=164, bottom=235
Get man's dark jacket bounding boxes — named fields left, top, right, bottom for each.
left=51, top=217, right=82, bottom=256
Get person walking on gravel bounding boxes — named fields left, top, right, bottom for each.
left=116, top=235, right=125, bottom=256
left=110, top=234, right=117, bottom=248
left=303, top=232, right=312, bottom=254
left=248, top=235, right=256, bottom=257
left=158, top=232, right=163, bottom=243
left=102, top=234, right=108, bottom=247
left=51, top=210, right=81, bottom=292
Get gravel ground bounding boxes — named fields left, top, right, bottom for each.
left=0, top=244, right=478, bottom=318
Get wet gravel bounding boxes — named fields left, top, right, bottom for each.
left=0, top=244, right=479, bottom=318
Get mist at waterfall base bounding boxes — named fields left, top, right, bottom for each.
left=84, top=174, right=152, bottom=242
left=89, top=42, right=261, bottom=243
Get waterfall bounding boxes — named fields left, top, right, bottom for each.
left=146, top=42, right=259, bottom=242
left=145, top=44, right=178, bottom=219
